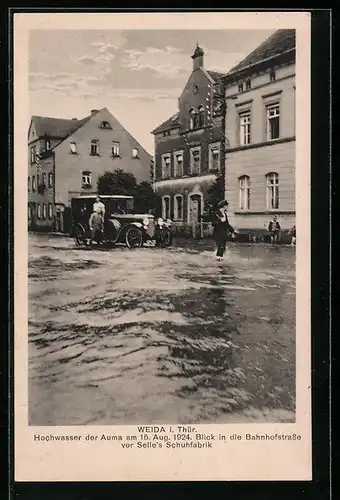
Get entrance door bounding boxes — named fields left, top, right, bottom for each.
left=189, top=194, right=202, bottom=223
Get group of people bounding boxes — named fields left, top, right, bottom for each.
left=211, top=201, right=296, bottom=260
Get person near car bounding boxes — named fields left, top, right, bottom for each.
left=268, top=215, right=281, bottom=244
left=212, top=200, right=237, bottom=261
left=93, top=196, right=105, bottom=216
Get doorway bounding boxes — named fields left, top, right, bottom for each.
left=188, top=193, right=203, bottom=223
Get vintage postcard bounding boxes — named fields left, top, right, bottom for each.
left=14, top=11, right=311, bottom=482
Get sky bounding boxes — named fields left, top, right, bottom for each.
left=29, top=29, right=274, bottom=154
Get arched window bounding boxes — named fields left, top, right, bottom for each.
left=239, top=175, right=250, bottom=210
left=174, top=194, right=184, bottom=220
left=189, top=108, right=197, bottom=129
left=266, top=172, right=279, bottom=209
left=198, top=106, right=205, bottom=127
left=162, top=196, right=171, bottom=219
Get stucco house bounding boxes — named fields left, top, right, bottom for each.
left=223, top=29, right=296, bottom=240
left=28, top=107, right=152, bottom=232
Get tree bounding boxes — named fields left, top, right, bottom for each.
left=97, top=169, right=160, bottom=214
left=97, top=169, right=137, bottom=196
left=203, top=173, right=225, bottom=221
left=133, top=181, right=161, bottom=214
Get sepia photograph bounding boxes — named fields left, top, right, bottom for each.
left=27, top=27, right=297, bottom=426
left=14, top=11, right=312, bottom=482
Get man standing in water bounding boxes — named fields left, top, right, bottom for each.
left=212, top=200, right=237, bottom=261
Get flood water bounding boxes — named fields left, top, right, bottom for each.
left=28, top=234, right=296, bottom=425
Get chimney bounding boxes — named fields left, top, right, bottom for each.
left=91, top=109, right=100, bottom=116
left=191, top=44, right=204, bottom=70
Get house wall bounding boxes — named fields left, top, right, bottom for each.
left=224, top=60, right=296, bottom=235
left=54, top=108, right=152, bottom=208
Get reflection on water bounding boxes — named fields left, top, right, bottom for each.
left=28, top=236, right=295, bottom=425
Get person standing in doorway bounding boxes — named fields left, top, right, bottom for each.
left=212, top=200, right=237, bottom=261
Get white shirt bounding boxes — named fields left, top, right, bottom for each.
left=93, top=201, right=105, bottom=215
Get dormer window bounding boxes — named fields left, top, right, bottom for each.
left=270, top=70, right=276, bottom=82
left=100, top=121, right=112, bottom=129
left=246, top=79, right=251, bottom=90
left=238, top=82, right=244, bottom=93
left=132, top=148, right=139, bottom=159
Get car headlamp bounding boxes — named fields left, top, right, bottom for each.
left=143, top=217, right=149, bottom=226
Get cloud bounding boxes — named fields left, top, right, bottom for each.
left=121, top=47, right=188, bottom=79
left=78, top=55, right=97, bottom=66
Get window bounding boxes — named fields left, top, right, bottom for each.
left=30, top=145, right=36, bottom=164
left=246, top=79, right=251, bottom=90
left=209, top=143, right=220, bottom=171
left=190, top=147, right=201, bottom=175
left=162, top=196, right=170, bottom=220
left=48, top=172, right=53, bottom=188
left=266, top=172, right=279, bottom=209
left=48, top=203, right=53, bottom=219
left=100, top=121, right=112, bottom=129
left=37, top=203, right=41, bottom=219
left=42, top=203, right=47, bottom=220
left=42, top=173, right=46, bottom=187
left=69, top=142, right=77, bottom=154
left=239, top=112, right=251, bottom=145
left=32, top=175, right=36, bottom=192
left=28, top=176, right=30, bottom=191
left=238, top=82, right=244, bottom=92
left=112, top=141, right=120, bottom=157
left=82, top=171, right=92, bottom=187
left=162, top=130, right=170, bottom=137
left=90, top=140, right=99, bottom=155
left=162, top=155, right=171, bottom=179
left=198, top=106, right=205, bottom=127
left=45, top=138, right=51, bottom=150
left=132, top=148, right=139, bottom=158
left=174, top=194, right=184, bottom=220
left=270, top=70, right=276, bottom=82
left=174, top=152, right=183, bottom=177
left=189, top=108, right=198, bottom=129
left=239, top=175, right=250, bottom=210
left=267, top=104, right=280, bottom=140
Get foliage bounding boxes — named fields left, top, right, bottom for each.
left=97, top=169, right=160, bottom=214
left=203, top=173, right=225, bottom=221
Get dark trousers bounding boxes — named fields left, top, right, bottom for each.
left=215, top=230, right=227, bottom=257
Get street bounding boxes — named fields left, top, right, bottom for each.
left=28, top=234, right=296, bottom=425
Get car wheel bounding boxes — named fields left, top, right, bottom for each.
left=126, top=227, right=143, bottom=249
left=74, top=224, right=86, bottom=246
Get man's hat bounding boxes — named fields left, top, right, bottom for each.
left=218, top=200, right=229, bottom=208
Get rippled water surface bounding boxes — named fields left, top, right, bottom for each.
left=28, top=235, right=296, bottom=425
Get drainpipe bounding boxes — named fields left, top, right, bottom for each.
left=52, top=151, right=56, bottom=231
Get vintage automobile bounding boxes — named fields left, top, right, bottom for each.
left=70, top=194, right=172, bottom=249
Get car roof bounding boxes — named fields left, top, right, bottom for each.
left=73, top=195, right=134, bottom=200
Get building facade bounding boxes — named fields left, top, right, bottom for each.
left=28, top=107, right=152, bottom=232
left=151, top=46, right=226, bottom=224
left=223, top=29, right=296, bottom=238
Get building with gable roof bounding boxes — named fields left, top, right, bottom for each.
left=151, top=45, right=227, bottom=224
left=223, top=29, right=296, bottom=238
left=28, top=107, right=152, bottom=232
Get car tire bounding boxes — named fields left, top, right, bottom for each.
left=74, top=224, right=86, bottom=246
left=125, top=226, right=143, bottom=249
